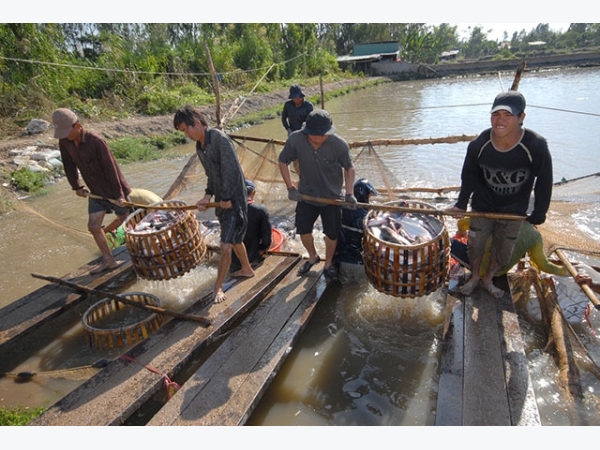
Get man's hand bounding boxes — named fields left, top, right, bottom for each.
left=196, top=195, right=213, bottom=212
left=76, top=188, right=89, bottom=198
left=344, top=194, right=358, bottom=209
left=287, top=187, right=302, bottom=202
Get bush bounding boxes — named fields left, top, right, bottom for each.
left=11, top=168, right=48, bottom=193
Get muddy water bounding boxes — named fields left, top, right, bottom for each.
left=2, top=67, right=600, bottom=425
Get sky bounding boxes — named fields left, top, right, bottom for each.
left=452, top=23, right=572, bottom=41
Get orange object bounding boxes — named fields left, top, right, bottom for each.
left=269, top=228, right=286, bottom=252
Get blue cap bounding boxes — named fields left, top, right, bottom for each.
left=245, top=179, right=256, bottom=192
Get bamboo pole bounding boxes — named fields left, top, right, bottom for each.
left=554, top=248, right=600, bottom=310
left=31, top=273, right=212, bottom=327
left=319, top=74, right=325, bottom=109
left=533, top=274, right=582, bottom=402
left=227, top=134, right=477, bottom=148
left=299, top=194, right=527, bottom=221
left=88, top=194, right=218, bottom=211
left=205, top=41, right=221, bottom=129
left=510, top=61, right=527, bottom=91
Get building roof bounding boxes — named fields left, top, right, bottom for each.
left=352, top=41, right=399, bottom=57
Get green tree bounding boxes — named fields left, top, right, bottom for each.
left=461, top=25, right=498, bottom=59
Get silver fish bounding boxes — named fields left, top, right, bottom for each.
left=380, top=225, right=412, bottom=246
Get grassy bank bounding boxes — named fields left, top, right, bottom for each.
left=1, top=75, right=388, bottom=212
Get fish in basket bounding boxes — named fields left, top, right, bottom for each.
left=123, top=201, right=206, bottom=281
left=363, top=200, right=450, bottom=298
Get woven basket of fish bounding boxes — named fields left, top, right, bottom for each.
left=363, top=200, right=450, bottom=298
left=82, top=292, right=164, bottom=350
left=123, top=201, right=206, bottom=280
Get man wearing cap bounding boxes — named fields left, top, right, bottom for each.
left=281, top=84, right=314, bottom=136
left=51, top=108, right=132, bottom=275
left=447, top=90, right=553, bottom=298
left=173, top=105, right=255, bottom=303
left=279, top=109, right=356, bottom=281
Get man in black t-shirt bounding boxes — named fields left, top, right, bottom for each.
left=447, top=91, right=553, bottom=299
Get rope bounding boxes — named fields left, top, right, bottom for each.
left=1, top=186, right=92, bottom=240
left=0, top=52, right=306, bottom=78
left=120, top=355, right=181, bottom=400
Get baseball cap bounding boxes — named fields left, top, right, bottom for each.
left=52, top=108, right=78, bottom=139
left=301, top=109, right=335, bottom=136
left=288, top=84, right=305, bottom=99
left=490, top=91, right=526, bottom=115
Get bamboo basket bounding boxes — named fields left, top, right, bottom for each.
left=82, top=292, right=164, bottom=350
left=123, top=201, right=206, bottom=280
left=363, top=200, right=450, bottom=298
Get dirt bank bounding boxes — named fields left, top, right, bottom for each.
left=0, top=77, right=382, bottom=197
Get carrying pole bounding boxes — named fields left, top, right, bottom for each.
left=87, top=194, right=218, bottom=211
left=31, top=273, right=213, bottom=326
left=299, top=195, right=528, bottom=221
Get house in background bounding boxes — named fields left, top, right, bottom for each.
left=337, top=41, right=400, bottom=74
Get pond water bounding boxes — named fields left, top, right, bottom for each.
left=2, top=66, right=600, bottom=427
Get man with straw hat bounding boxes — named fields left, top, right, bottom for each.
left=52, top=108, right=132, bottom=275
left=448, top=90, right=553, bottom=299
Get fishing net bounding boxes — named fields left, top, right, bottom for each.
left=538, top=175, right=600, bottom=260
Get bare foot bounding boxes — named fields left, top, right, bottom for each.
left=213, top=289, right=227, bottom=303
left=230, top=270, right=255, bottom=279
left=482, top=282, right=505, bottom=299
left=460, top=278, right=480, bottom=296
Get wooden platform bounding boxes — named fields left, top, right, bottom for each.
left=146, top=263, right=328, bottom=425
left=3, top=242, right=543, bottom=426
left=435, top=278, right=541, bottom=426
left=29, top=252, right=329, bottom=426
left=0, top=246, right=135, bottom=368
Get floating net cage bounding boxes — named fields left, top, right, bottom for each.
left=123, top=201, right=206, bottom=281
left=82, top=292, right=164, bottom=350
left=363, top=200, right=450, bottom=298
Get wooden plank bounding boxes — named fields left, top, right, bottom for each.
left=147, top=269, right=327, bottom=426
left=435, top=290, right=464, bottom=426
left=28, top=254, right=300, bottom=426
left=462, top=288, right=511, bottom=425
left=496, top=281, right=541, bottom=426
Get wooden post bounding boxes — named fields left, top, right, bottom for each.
left=320, top=74, right=325, bottom=109
left=205, top=40, right=221, bottom=129
left=510, top=61, right=527, bottom=91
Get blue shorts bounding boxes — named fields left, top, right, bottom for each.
left=295, top=202, right=341, bottom=240
left=88, top=197, right=131, bottom=216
